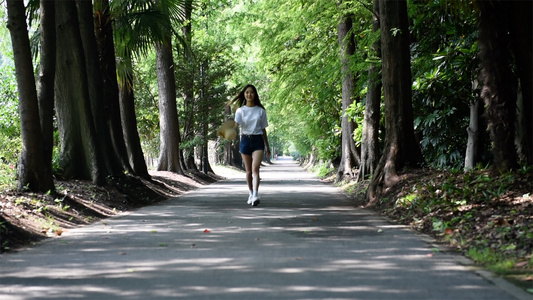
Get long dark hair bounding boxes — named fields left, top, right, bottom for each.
left=229, top=84, right=265, bottom=110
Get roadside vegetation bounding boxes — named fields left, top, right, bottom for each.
left=309, top=162, right=532, bottom=292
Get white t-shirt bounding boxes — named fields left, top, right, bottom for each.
left=235, top=106, right=268, bottom=135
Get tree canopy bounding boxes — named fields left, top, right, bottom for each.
left=0, top=0, right=531, bottom=195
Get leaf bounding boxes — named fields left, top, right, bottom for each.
left=203, top=229, right=210, bottom=233
left=503, top=244, right=516, bottom=251
left=515, top=261, right=528, bottom=268
left=444, top=228, right=453, bottom=235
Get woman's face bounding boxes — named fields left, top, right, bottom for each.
left=244, top=87, right=255, bottom=103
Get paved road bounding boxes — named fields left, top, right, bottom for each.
left=0, top=158, right=527, bottom=299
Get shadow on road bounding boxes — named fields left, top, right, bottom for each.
left=0, top=159, right=521, bottom=299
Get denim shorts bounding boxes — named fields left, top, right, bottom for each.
left=240, top=134, right=265, bottom=155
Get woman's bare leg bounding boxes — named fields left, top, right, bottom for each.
left=241, top=154, right=253, bottom=192
left=251, top=150, right=264, bottom=192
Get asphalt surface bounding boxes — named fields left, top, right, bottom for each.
left=0, top=157, right=529, bottom=300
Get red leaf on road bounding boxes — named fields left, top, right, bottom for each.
left=203, top=229, right=210, bottom=233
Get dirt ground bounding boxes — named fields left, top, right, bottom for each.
left=0, top=170, right=222, bottom=252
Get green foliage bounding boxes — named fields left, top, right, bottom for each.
left=0, top=162, right=17, bottom=190
left=410, top=2, right=480, bottom=169
left=310, top=161, right=335, bottom=179
left=466, top=247, right=520, bottom=275
left=0, top=64, right=20, bottom=188
left=239, top=0, right=346, bottom=162
left=345, top=101, right=368, bottom=147
left=176, top=2, right=237, bottom=146
left=395, top=171, right=520, bottom=215
left=133, top=51, right=161, bottom=159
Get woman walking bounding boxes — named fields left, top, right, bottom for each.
left=232, top=84, right=271, bottom=206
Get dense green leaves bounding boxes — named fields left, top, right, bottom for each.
left=410, top=1, right=480, bottom=169
left=0, top=64, right=20, bottom=164
left=0, top=6, right=20, bottom=165
left=0, top=0, right=525, bottom=172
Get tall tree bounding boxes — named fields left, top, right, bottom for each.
left=477, top=1, right=518, bottom=172
left=97, top=0, right=149, bottom=177
left=509, top=1, right=532, bottom=165
left=90, top=0, right=135, bottom=176
left=6, top=0, right=54, bottom=192
left=155, top=2, right=183, bottom=173
left=367, top=0, right=423, bottom=202
left=180, top=0, right=197, bottom=171
left=55, top=0, right=104, bottom=183
left=76, top=0, right=127, bottom=178
left=36, top=0, right=56, bottom=192
left=336, top=5, right=360, bottom=179
left=358, top=0, right=381, bottom=181
left=476, top=0, right=532, bottom=169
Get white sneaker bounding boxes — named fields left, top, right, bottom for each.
left=247, top=195, right=253, bottom=205
left=251, top=196, right=260, bottom=206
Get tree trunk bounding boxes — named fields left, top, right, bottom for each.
left=91, top=0, right=134, bottom=175
left=367, top=0, right=423, bottom=203
left=7, top=0, right=54, bottom=192
left=155, top=36, right=183, bottom=173
left=358, top=0, right=381, bottom=182
left=76, top=0, right=126, bottom=179
left=55, top=0, right=102, bottom=183
left=181, top=0, right=197, bottom=172
left=336, top=8, right=360, bottom=180
left=508, top=1, right=532, bottom=165
left=478, top=1, right=518, bottom=172
left=199, top=61, right=214, bottom=174
left=464, top=98, right=480, bottom=171
left=118, top=67, right=150, bottom=178
left=36, top=0, right=56, bottom=192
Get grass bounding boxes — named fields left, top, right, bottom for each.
left=0, top=163, right=16, bottom=190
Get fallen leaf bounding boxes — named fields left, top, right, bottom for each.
left=515, top=261, right=528, bottom=268
left=444, top=228, right=453, bottom=235
left=377, top=229, right=383, bottom=233
left=204, top=229, right=210, bottom=233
